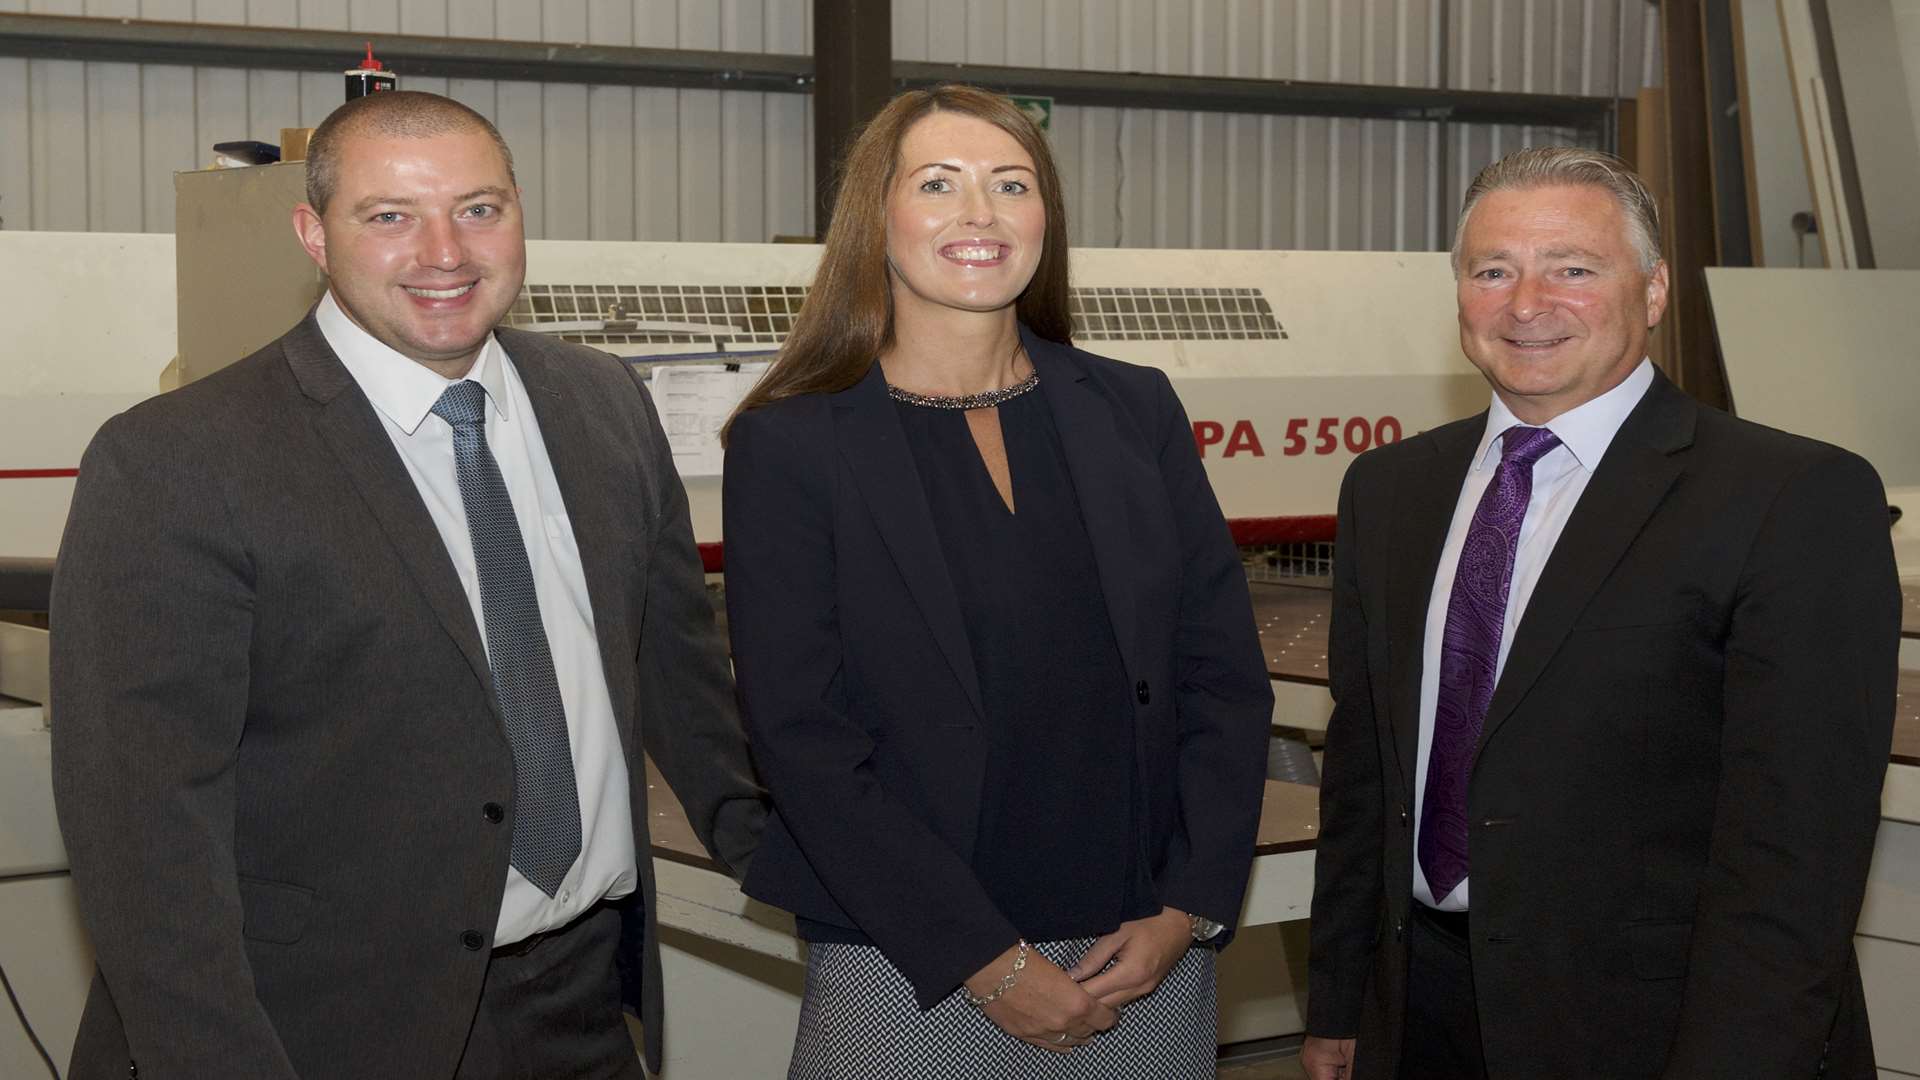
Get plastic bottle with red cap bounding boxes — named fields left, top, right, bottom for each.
left=345, top=43, right=397, bottom=101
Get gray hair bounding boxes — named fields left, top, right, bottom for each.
left=1450, top=146, right=1663, bottom=274
left=304, top=90, right=516, bottom=214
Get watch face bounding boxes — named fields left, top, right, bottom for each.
left=1190, top=915, right=1226, bottom=941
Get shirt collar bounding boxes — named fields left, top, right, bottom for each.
left=316, top=290, right=510, bottom=436
left=1472, top=358, right=1655, bottom=473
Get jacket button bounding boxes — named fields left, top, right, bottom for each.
left=1399, top=805, right=1410, bottom=827
left=461, top=930, right=485, bottom=951
left=482, top=802, right=504, bottom=824
left=1135, top=680, right=1151, bottom=705
left=128, top=1062, right=139, bottom=1079
left=1394, top=919, right=1405, bottom=941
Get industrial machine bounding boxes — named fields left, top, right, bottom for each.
left=0, top=229, right=1489, bottom=560
left=2, top=220, right=1487, bottom=1075
left=2, top=205, right=1916, bottom=1074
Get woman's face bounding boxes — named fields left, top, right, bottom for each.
left=884, top=111, right=1046, bottom=322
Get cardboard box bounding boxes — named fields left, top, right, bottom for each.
left=174, top=162, right=326, bottom=385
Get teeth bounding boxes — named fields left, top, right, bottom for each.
left=404, top=283, right=475, bottom=299
left=946, top=246, right=1001, bottom=261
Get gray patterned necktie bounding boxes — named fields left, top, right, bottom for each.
left=432, top=380, right=580, bottom=897
left=1419, top=424, right=1561, bottom=900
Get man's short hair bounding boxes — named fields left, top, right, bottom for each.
left=1451, top=146, right=1663, bottom=274
left=303, top=91, right=517, bottom=214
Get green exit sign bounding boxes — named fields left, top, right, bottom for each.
left=1010, top=94, right=1054, bottom=132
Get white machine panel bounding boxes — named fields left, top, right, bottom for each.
left=0, top=232, right=175, bottom=559
left=1705, top=268, right=1920, bottom=490
left=512, top=243, right=1485, bottom=543
left=2, top=237, right=1489, bottom=555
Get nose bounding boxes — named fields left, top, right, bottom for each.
left=962, top=182, right=995, bottom=228
left=418, top=214, right=467, bottom=272
left=1508, top=273, right=1550, bottom=321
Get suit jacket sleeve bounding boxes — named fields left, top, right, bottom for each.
left=50, top=412, right=301, bottom=1078
left=1660, top=448, right=1899, bottom=1077
left=723, top=404, right=1023, bottom=1007
left=1142, top=369, right=1274, bottom=935
left=624, top=366, right=766, bottom=881
left=1305, top=460, right=1387, bottom=1038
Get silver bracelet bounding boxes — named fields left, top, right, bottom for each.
left=964, top=939, right=1029, bottom=1008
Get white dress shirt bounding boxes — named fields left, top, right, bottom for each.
left=1412, top=359, right=1655, bottom=911
left=317, top=292, right=636, bottom=945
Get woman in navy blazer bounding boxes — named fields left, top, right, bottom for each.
left=722, top=85, right=1273, bottom=1079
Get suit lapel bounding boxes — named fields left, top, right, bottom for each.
left=1477, top=374, right=1695, bottom=752
left=1029, top=334, right=1144, bottom=680
left=1384, top=417, right=1482, bottom=789
left=833, top=365, right=986, bottom=719
left=284, top=315, right=496, bottom=705
left=502, top=333, right=639, bottom=754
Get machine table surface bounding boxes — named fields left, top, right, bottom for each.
left=1252, top=583, right=1920, bottom=767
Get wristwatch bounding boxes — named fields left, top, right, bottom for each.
left=1187, top=913, right=1226, bottom=942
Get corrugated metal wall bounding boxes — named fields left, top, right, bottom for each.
left=891, top=0, right=1661, bottom=250
left=0, top=0, right=1659, bottom=250
left=0, top=0, right=816, bottom=240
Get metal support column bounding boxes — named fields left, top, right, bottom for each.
left=1702, top=0, right=1754, bottom=268
left=811, top=0, right=892, bottom=238
left=1659, top=0, right=1730, bottom=410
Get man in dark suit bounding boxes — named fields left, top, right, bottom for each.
left=1302, top=147, right=1899, bottom=1079
left=50, top=90, right=764, bottom=1079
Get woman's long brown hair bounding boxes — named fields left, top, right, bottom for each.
left=724, top=85, right=1072, bottom=439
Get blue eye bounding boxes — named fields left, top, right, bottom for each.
left=372, top=211, right=403, bottom=224
left=462, top=204, right=496, bottom=219
left=996, top=179, right=1030, bottom=195
left=920, top=177, right=953, bottom=193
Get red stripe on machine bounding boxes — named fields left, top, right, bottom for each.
left=0, top=468, right=79, bottom=479
left=1227, top=515, right=1338, bottom=546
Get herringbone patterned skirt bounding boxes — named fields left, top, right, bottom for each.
left=787, top=937, right=1216, bottom=1079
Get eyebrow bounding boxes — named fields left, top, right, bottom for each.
left=349, top=187, right=513, bottom=216
left=1541, top=245, right=1609, bottom=262
left=351, top=194, right=416, bottom=215
left=906, top=162, right=1036, bottom=175
left=1468, top=245, right=1611, bottom=264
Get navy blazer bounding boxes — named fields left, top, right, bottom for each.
left=723, top=327, right=1274, bottom=1007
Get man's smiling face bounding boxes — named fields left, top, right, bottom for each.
left=1455, top=183, right=1668, bottom=424
left=294, top=128, right=525, bottom=375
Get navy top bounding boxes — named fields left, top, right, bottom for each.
left=797, top=387, right=1158, bottom=945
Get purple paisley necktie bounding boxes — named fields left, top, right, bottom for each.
left=1419, top=424, right=1562, bottom=901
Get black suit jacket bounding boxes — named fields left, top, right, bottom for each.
left=50, top=317, right=765, bottom=1078
left=722, top=328, right=1274, bottom=1007
left=1307, top=371, right=1900, bottom=1078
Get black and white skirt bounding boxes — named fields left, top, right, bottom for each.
left=786, top=937, right=1217, bottom=1080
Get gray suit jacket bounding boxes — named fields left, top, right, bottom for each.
left=50, top=315, right=765, bottom=1078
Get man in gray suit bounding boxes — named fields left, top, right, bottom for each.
left=51, top=91, right=765, bottom=1079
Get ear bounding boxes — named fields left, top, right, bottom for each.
left=1644, top=259, right=1670, bottom=328
left=292, top=203, right=330, bottom=275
